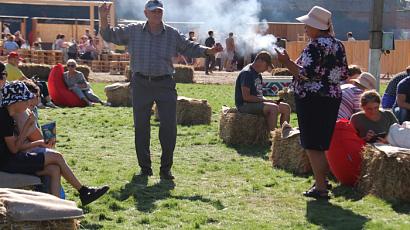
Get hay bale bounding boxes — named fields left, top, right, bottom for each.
left=174, top=64, right=194, bottom=83
left=19, top=64, right=90, bottom=81
left=272, top=68, right=292, bottom=76
left=219, top=107, right=269, bottom=146
left=270, top=128, right=311, bottom=174
left=154, top=96, right=212, bottom=125
left=357, top=144, right=410, bottom=201
left=19, top=63, right=52, bottom=81
left=0, top=189, right=82, bottom=230
left=277, top=88, right=296, bottom=113
left=104, top=82, right=132, bottom=107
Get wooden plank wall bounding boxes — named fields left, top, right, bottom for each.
left=264, top=23, right=305, bottom=41
left=36, top=23, right=89, bottom=43
left=286, top=40, right=410, bottom=75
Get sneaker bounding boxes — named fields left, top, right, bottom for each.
left=79, top=185, right=110, bottom=206
left=137, top=168, right=153, bottom=177
left=45, top=101, right=58, bottom=108
left=310, top=180, right=333, bottom=190
left=37, top=102, right=46, bottom=109
left=159, top=171, right=175, bottom=180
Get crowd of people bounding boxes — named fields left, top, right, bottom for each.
left=0, top=1, right=409, bottom=208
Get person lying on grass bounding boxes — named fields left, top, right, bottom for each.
left=0, top=81, right=109, bottom=205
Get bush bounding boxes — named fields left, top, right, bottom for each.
left=174, top=64, right=194, bottom=83
left=19, top=64, right=91, bottom=81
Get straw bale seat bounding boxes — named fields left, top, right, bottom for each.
left=219, top=107, right=270, bottom=146
left=154, top=96, right=212, bottom=125
left=0, top=188, right=83, bottom=230
left=270, top=123, right=311, bottom=174
left=174, top=65, right=194, bottom=83
left=357, top=144, right=410, bottom=201
left=0, top=171, right=41, bottom=190
left=104, top=82, right=132, bottom=107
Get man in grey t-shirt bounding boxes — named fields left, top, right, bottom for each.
left=99, top=0, right=222, bottom=180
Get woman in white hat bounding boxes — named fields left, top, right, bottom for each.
left=276, top=6, right=349, bottom=199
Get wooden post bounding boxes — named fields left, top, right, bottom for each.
left=21, top=18, right=27, bottom=41
left=90, top=3, right=95, bottom=35
left=31, top=18, right=38, bottom=43
left=368, top=0, right=384, bottom=92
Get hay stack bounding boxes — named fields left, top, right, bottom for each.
left=154, top=96, right=212, bottom=125
left=219, top=107, right=270, bottom=146
left=270, top=127, right=311, bottom=174
left=272, top=68, right=292, bottom=76
left=357, top=144, right=410, bottom=201
left=277, top=88, right=296, bottom=113
left=104, top=82, right=132, bottom=107
left=19, top=64, right=51, bottom=81
left=174, top=65, right=194, bottom=83
left=0, top=189, right=82, bottom=230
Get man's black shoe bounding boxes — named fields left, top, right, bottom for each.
left=138, top=169, right=153, bottom=176
left=160, top=171, right=175, bottom=180
left=79, top=185, right=110, bottom=206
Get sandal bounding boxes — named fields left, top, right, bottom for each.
left=303, top=188, right=330, bottom=199
left=310, top=180, right=333, bottom=190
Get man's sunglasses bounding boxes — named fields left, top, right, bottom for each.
left=67, top=64, right=76, bottom=68
left=0, top=72, right=6, bottom=80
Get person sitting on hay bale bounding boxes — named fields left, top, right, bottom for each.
left=350, top=90, right=398, bottom=143
left=338, top=72, right=376, bottom=119
left=0, top=82, right=109, bottom=205
left=235, top=51, right=291, bottom=131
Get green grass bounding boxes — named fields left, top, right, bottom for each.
left=37, top=82, right=410, bottom=230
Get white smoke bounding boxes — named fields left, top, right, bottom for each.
left=115, top=0, right=281, bottom=56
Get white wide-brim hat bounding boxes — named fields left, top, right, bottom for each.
left=352, top=72, right=377, bottom=90
left=296, top=6, right=332, bottom=30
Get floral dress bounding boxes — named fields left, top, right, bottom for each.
left=293, top=36, right=349, bottom=98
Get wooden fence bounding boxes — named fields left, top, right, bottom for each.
left=286, top=40, right=410, bottom=75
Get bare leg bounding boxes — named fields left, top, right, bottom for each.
left=278, top=102, right=291, bottom=126
left=263, top=103, right=279, bottom=131
left=306, top=149, right=328, bottom=191
left=36, top=164, right=61, bottom=197
left=43, top=151, right=82, bottom=190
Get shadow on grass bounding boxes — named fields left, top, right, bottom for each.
left=390, top=200, right=410, bottom=214
left=332, top=185, right=364, bottom=201
left=112, top=174, right=224, bottom=212
left=306, top=200, right=369, bottom=230
left=228, top=144, right=271, bottom=160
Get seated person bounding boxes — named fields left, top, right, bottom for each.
left=235, top=51, right=291, bottom=131
left=382, top=66, right=410, bottom=109
left=350, top=90, right=398, bottom=143
left=0, top=82, right=109, bottom=205
left=393, top=75, right=410, bottom=124
left=345, top=64, right=362, bottom=84
left=3, top=35, right=19, bottom=54
left=63, top=59, right=107, bottom=106
left=5, top=52, right=57, bottom=108
left=338, top=72, right=376, bottom=119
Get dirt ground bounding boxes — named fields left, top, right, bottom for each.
left=89, top=71, right=274, bottom=85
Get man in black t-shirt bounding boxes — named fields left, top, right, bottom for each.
left=204, top=30, right=216, bottom=75
left=235, top=51, right=291, bottom=131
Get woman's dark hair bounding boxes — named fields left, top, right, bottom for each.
left=360, top=90, right=381, bottom=106
left=348, top=65, right=362, bottom=76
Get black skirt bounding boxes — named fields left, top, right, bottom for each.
left=295, top=93, right=341, bottom=151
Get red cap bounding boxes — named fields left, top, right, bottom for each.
left=8, top=52, right=24, bottom=61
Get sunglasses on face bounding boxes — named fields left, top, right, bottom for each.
left=67, top=64, right=76, bottom=68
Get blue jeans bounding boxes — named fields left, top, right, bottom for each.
left=393, top=106, right=408, bottom=124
